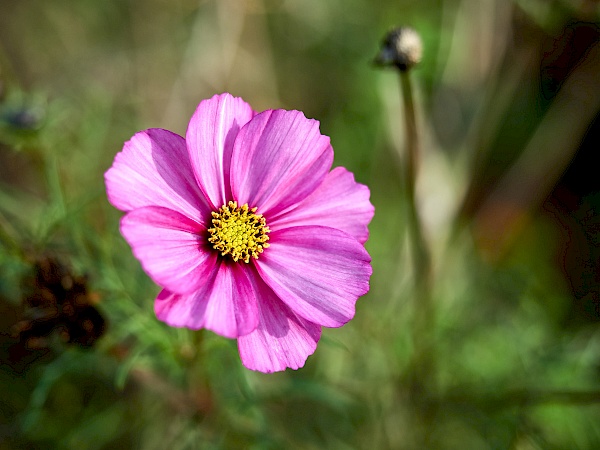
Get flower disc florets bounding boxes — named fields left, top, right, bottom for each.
left=208, top=201, right=270, bottom=263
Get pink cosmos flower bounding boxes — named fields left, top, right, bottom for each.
left=105, top=93, right=373, bottom=373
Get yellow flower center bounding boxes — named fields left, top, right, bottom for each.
left=207, top=201, right=270, bottom=263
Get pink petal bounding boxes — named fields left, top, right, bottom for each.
left=105, top=128, right=211, bottom=220
left=154, top=262, right=259, bottom=338
left=186, top=93, right=255, bottom=210
left=238, top=274, right=321, bottom=373
left=230, top=109, right=334, bottom=217
left=120, top=206, right=216, bottom=295
left=271, top=167, right=374, bottom=244
left=255, top=226, right=372, bottom=328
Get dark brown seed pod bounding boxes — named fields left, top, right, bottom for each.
left=15, top=256, right=107, bottom=349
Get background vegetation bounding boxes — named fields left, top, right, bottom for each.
left=1, top=0, right=599, bottom=448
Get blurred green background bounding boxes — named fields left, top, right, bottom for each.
left=1, top=0, right=600, bottom=448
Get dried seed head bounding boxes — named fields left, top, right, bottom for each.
left=14, top=257, right=107, bottom=350
left=374, top=27, right=423, bottom=71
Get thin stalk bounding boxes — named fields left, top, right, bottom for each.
left=0, top=210, right=27, bottom=261
left=399, top=72, right=430, bottom=281
left=399, top=72, right=435, bottom=435
left=442, top=388, right=600, bottom=410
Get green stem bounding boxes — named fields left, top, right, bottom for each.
left=0, top=210, right=27, bottom=261
left=399, top=71, right=435, bottom=427
left=399, top=72, right=430, bottom=279
left=442, top=388, right=600, bottom=410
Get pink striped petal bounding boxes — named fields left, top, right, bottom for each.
left=255, top=226, right=372, bottom=328
left=154, top=262, right=259, bottom=338
left=186, top=93, right=255, bottom=210
left=230, top=109, right=333, bottom=217
left=271, top=167, right=374, bottom=244
left=105, top=128, right=210, bottom=220
left=120, top=206, right=216, bottom=295
left=238, top=274, right=321, bottom=373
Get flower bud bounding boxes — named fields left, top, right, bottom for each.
left=374, top=27, right=423, bottom=71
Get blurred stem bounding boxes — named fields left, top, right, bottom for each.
left=0, top=210, right=27, bottom=261
left=399, top=72, right=430, bottom=279
left=399, top=71, right=435, bottom=427
left=45, top=152, right=66, bottom=216
left=443, top=388, right=600, bottom=410
left=131, top=366, right=212, bottom=416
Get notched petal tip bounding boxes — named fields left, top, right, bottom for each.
left=237, top=279, right=322, bottom=373
left=186, top=93, right=255, bottom=209
left=255, top=226, right=372, bottom=329
left=270, top=166, right=375, bottom=244
left=153, top=263, right=260, bottom=339
left=230, top=108, right=334, bottom=216
left=105, top=128, right=210, bottom=219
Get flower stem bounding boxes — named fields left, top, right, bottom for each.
left=399, top=72, right=430, bottom=280
left=0, top=210, right=26, bottom=261
left=399, top=70, right=436, bottom=427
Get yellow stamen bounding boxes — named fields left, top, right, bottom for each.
left=207, top=201, right=270, bottom=263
